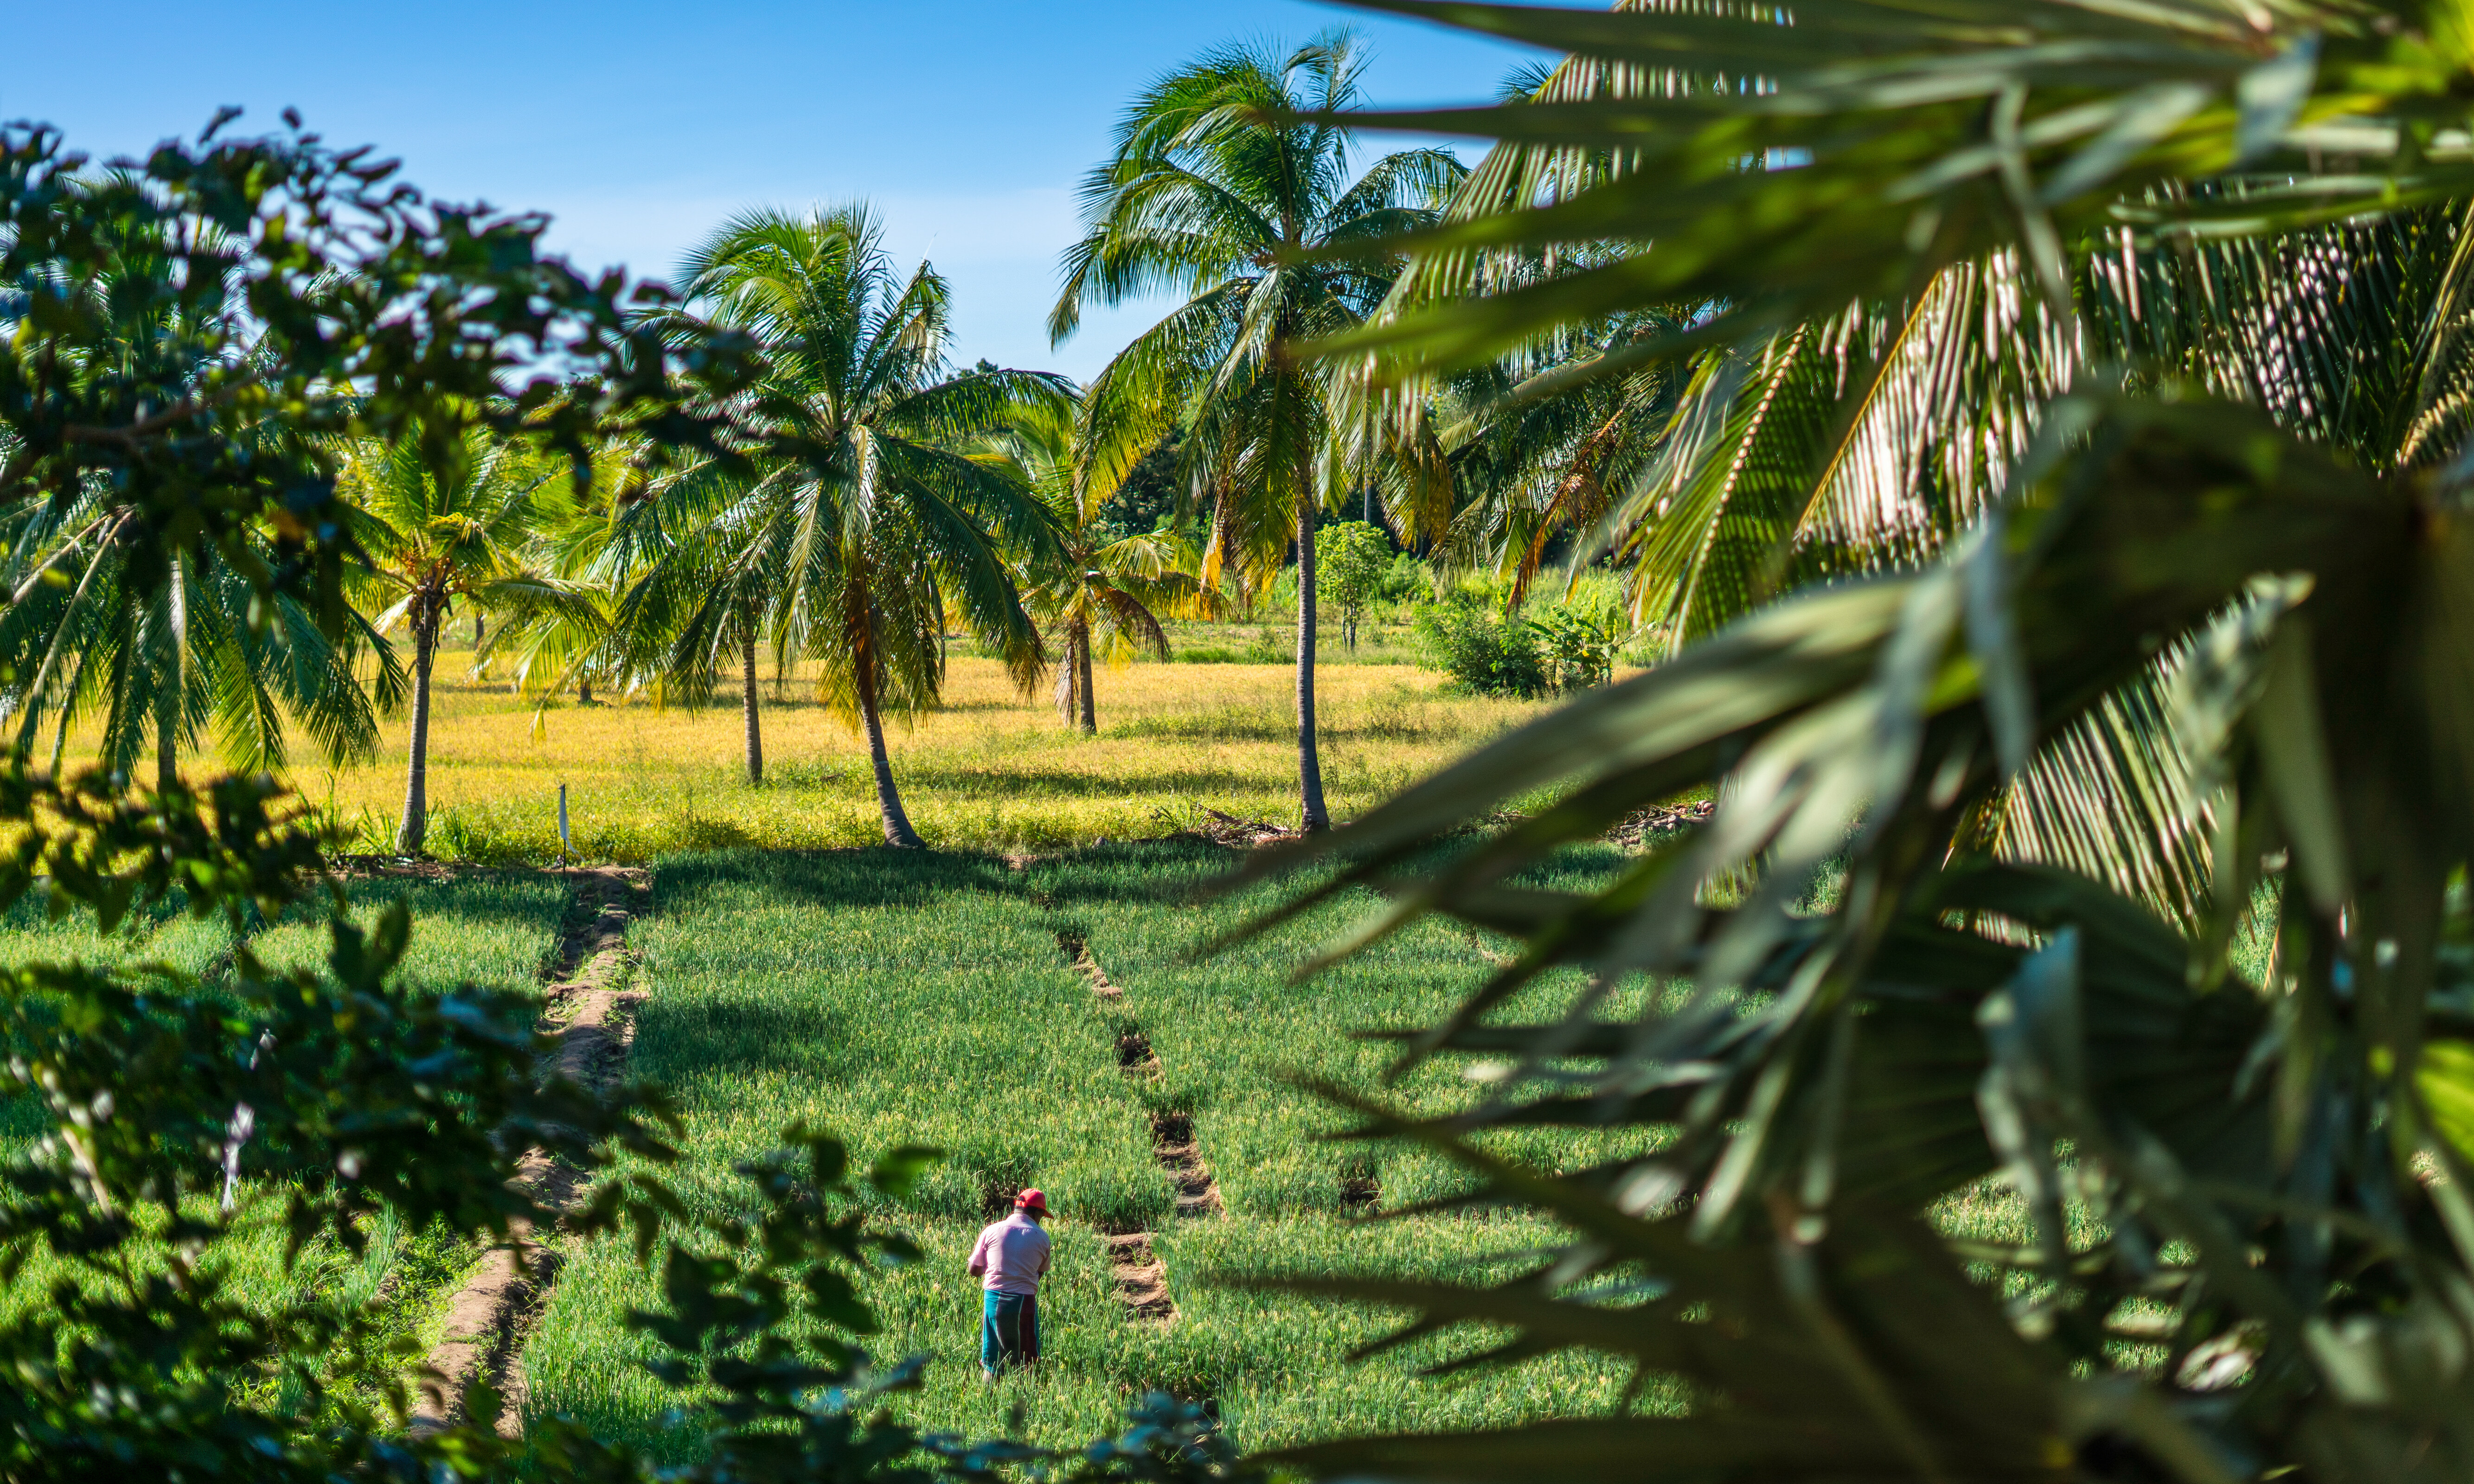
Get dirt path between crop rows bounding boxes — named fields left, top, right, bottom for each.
left=1054, top=929, right=1224, bottom=1329
left=410, top=867, right=647, bottom=1438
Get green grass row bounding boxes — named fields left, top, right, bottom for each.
left=520, top=842, right=1645, bottom=1458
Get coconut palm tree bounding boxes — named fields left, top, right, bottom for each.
left=1051, top=31, right=1462, bottom=830
left=344, top=425, right=589, bottom=855
left=0, top=211, right=404, bottom=794
left=1410, top=308, right=1692, bottom=606
left=481, top=435, right=645, bottom=729
left=0, top=496, right=404, bottom=790
left=976, top=393, right=1211, bottom=734
left=594, top=457, right=781, bottom=786
left=626, top=204, right=1063, bottom=836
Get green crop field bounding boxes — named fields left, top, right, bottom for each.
left=519, top=842, right=1653, bottom=1459
left=0, top=840, right=1682, bottom=1453
left=0, top=871, right=572, bottom=1407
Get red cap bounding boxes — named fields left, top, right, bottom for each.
left=1014, top=1188, right=1048, bottom=1213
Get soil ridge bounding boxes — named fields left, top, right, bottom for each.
left=1058, top=933, right=1226, bottom=1330
left=408, top=866, right=647, bottom=1439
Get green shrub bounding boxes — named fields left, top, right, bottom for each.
left=1530, top=603, right=1624, bottom=691
left=1378, top=552, right=1432, bottom=605
left=1416, top=600, right=1552, bottom=698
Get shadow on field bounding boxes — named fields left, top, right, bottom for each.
left=648, top=839, right=1245, bottom=919
left=636, top=834, right=1634, bottom=926
left=632, top=995, right=856, bottom=1085
left=290, top=873, right=568, bottom=934
left=650, top=847, right=1034, bottom=916
left=0, top=885, right=195, bottom=937
left=890, top=762, right=1306, bottom=796
left=1019, top=839, right=1242, bottom=908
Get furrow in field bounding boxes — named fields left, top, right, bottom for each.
left=411, top=866, right=647, bottom=1438
left=1065, top=932, right=1223, bottom=1331
left=1102, top=1231, right=1177, bottom=1323
left=1056, top=929, right=1122, bottom=1000
left=1149, top=1108, right=1222, bottom=1218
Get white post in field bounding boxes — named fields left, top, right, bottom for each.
left=558, top=782, right=571, bottom=862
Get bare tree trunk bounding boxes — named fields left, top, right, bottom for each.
left=578, top=678, right=593, bottom=705
left=155, top=687, right=178, bottom=795
left=472, top=613, right=484, bottom=649
left=740, top=632, right=763, bottom=785
left=1073, top=616, right=1096, bottom=735
left=1296, top=492, right=1329, bottom=832
left=396, top=599, right=439, bottom=855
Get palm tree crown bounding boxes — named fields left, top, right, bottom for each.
left=0, top=498, right=403, bottom=791
left=0, top=229, right=401, bottom=794
left=1053, top=31, right=1462, bottom=831
left=978, top=392, right=1211, bottom=733
left=345, top=425, right=585, bottom=854
left=626, top=204, right=1065, bottom=842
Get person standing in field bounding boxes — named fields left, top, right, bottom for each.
left=969, top=1188, right=1051, bottom=1378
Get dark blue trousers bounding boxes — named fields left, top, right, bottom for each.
left=981, top=1290, right=1039, bottom=1375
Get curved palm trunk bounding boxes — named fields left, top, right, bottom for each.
left=740, top=632, right=764, bottom=785
left=850, top=585, right=923, bottom=849
left=1296, top=491, right=1330, bottom=832
left=1072, top=616, right=1096, bottom=736
left=396, top=598, right=440, bottom=855
left=1053, top=643, right=1078, bottom=724
left=859, top=684, right=922, bottom=848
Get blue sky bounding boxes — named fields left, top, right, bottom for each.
left=6, top=3, right=1537, bottom=380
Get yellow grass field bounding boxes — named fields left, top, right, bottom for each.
left=184, top=649, right=1547, bottom=863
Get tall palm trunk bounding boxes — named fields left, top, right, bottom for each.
left=858, top=679, right=922, bottom=848
left=155, top=687, right=178, bottom=795
left=850, top=587, right=923, bottom=849
left=740, top=631, right=764, bottom=785
left=1296, top=489, right=1329, bottom=832
left=1071, top=615, right=1096, bottom=736
left=396, top=595, right=440, bottom=855
left=155, top=557, right=186, bottom=794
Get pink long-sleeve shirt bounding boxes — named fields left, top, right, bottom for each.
left=968, top=1212, right=1051, bottom=1296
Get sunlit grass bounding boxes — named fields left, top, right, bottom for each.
left=67, top=646, right=1550, bottom=863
